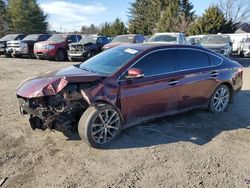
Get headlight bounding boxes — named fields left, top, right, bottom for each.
left=47, top=45, right=55, bottom=50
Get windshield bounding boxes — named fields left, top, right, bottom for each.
left=148, top=34, right=177, bottom=42
left=23, top=34, right=39, bottom=41
left=79, top=37, right=97, bottom=44
left=201, top=35, right=230, bottom=45
left=0, top=34, right=18, bottom=41
left=112, top=35, right=135, bottom=43
left=79, top=46, right=141, bottom=75
left=245, top=38, right=250, bottom=43
left=48, top=35, right=67, bottom=42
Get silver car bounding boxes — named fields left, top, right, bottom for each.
left=239, top=37, right=250, bottom=57
left=200, top=35, right=232, bottom=58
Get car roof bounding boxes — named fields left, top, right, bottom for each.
left=153, top=33, right=181, bottom=35
left=119, top=43, right=219, bottom=56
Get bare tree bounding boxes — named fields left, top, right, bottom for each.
left=218, top=0, right=250, bottom=23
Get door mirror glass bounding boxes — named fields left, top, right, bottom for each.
left=126, top=68, right=144, bottom=79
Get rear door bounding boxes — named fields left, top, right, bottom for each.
left=119, top=49, right=181, bottom=124
left=176, top=49, right=222, bottom=110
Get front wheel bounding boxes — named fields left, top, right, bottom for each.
left=209, top=85, right=231, bottom=113
left=78, top=104, right=122, bottom=148
left=55, top=49, right=65, bottom=61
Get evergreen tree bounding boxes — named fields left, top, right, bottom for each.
left=98, top=18, right=127, bottom=37
left=7, top=0, right=48, bottom=34
left=188, top=6, right=228, bottom=35
left=0, top=0, right=8, bottom=37
left=180, top=0, right=195, bottom=19
left=157, top=1, right=180, bottom=32
left=128, top=0, right=161, bottom=35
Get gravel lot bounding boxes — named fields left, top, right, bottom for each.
left=0, top=56, right=250, bottom=188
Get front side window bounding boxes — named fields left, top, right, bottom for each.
left=177, top=49, right=210, bottom=70
left=132, top=50, right=177, bottom=77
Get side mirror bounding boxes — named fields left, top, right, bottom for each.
left=125, top=68, right=144, bottom=79
left=67, top=39, right=72, bottom=43
left=229, top=42, right=233, bottom=46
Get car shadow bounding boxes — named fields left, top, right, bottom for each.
left=106, top=90, right=250, bottom=149
left=63, top=90, right=250, bottom=149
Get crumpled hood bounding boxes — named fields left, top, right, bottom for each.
left=17, top=65, right=103, bottom=98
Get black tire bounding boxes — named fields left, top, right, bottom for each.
left=28, top=51, right=36, bottom=59
left=208, top=84, right=231, bottom=114
left=4, top=51, right=11, bottom=58
left=86, top=50, right=95, bottom=59
left=11, top=54, right=22, bottom=58
left=240, top=51, right=245, bottom=58
left=68, top=56, right=75, bottom=62
left=36, top=56, right=45, bottom=60
left=78, top=104, right=122, bottom=148
left=55, top=49, right=65, bottom=61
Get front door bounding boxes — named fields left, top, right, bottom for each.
left=118, top=49, right=181, bottom=125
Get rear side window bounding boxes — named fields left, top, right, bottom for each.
left=177, top=49, right=210, bottom=70
left=132, top=50, right=177, bottom=76
left=209, top=54, right=222, bottom=66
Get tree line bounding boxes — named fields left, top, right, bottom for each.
left=0, top=0, right=48, bottom=37
left=0, top=0, right=249, bottom=38
left=128, top=0, right=249, bottom=36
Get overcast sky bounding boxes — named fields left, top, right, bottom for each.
left=37, top=0, right=217, bottom=32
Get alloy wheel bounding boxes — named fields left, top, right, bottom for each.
left=91, top=109, right=120, bottom=144
left=212, top=86, right=230, bottom=112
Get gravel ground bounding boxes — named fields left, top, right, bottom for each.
left=0, top=56, right=250, bottom=188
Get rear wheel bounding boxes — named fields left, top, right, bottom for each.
left=78, top=104, right=122, bottom=148
left=11, top=54, right=22, bottom=58
left=68, top=56, right=75, bottom=62
left=4, top=51, right=11, bottom=58
left=209, top=85, right=231, bottom=113
left=55, top=49, right=65, bottom=61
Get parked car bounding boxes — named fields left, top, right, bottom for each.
left=238, top=37, right=250, bottom=57
left=200, top=34, right=232, bottom=58
left=102, top=34, right=145, bottom=50
left=6, top=34, right=51, bottom=58
left=67, top=36, right=109, bottom=61
left=186, top=36, right=202, bottom=46
left=34, top=34, right=82, bottom=61
left=0, top=34, right=26, bottom=57
left=147, top=32, right=187, bottom=44
left=225, top=33, right=250, bottom=55
left=16, top=44, right=243, bottom=148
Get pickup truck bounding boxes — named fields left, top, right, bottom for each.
left=34, top=34, right=82, bottom=61
left=6, top=34, right=51, bottom=58
left=0, top=34, right=26, bottom=57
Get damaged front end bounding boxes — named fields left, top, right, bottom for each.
left=17, top=75, right=102, bottom=134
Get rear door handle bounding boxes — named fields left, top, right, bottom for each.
left=211, top=71, right=219, bottom=77
left=168, top=80, right=179, bottom=85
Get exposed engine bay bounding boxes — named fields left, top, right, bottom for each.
left=17, top=82, right=98, bottom=134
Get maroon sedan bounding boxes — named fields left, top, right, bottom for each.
left=16, top=44, right=243, bottom=148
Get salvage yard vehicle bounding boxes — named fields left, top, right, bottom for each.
left=0, top=34, right=26, bottom=57
left=200, top=34, right=232, bottom=58
left=16, top=44, right=243, bottom=148
left=147, top=32, right=187, bottom=44
left=67, top=36, right=109, bottom=61
left=238, top=37, right=250, bottom=57
left=6, top=34, right=51, bottom=58
left=34, top=34, right=82, bottom=61
left=102, top=34, right=145, bottom=51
